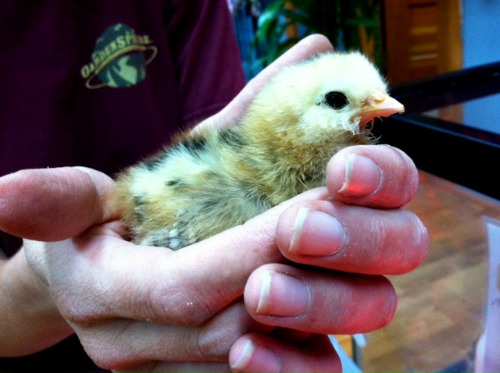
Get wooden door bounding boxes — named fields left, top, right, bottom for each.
left=384, top=0, right=463, bottom=85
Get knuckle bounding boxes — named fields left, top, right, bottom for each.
left=151, top=284, right=215, bottom=326
left=55, top=289, right=100, bottom=325
left=77, top=321, right=139, bottom=370
left=382, top=210, right=429, bottom=274
left=405, top=211, right=430, bottom=270
left=85, top=347, right=132, bottom=371
left=196, top=303, right=250, bottom=358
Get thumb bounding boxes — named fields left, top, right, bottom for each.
left=0, top=167, right=116, bottom=241
left=52, top=188, right=330, bottom=326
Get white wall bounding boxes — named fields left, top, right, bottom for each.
left=462, top=0, right=500, bottom=134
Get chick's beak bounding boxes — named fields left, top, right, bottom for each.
left=357, top=95, right=405, bottom=129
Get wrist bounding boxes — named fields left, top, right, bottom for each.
left=0, top=249, right=72, bottom=356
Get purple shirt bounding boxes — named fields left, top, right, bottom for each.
left=0, top=0, right=245, bottom=370
left=0, top=0, right=245, bottom=254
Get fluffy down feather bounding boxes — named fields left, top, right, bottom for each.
left=113, top=51, right=404, bottom=249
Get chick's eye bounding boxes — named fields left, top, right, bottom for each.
left=325, top=91, right=349, bottom=110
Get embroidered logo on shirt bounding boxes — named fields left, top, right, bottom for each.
left=81, top=23, right=157, bottom=89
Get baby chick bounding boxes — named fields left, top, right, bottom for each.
left=113, top=51, right=404, bottom=249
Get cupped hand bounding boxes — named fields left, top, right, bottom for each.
left=0, top=35, right=347, bottom=372
left=231, top=145, right=429, bottom=372
left=0, top=34, right=429, bottom=372
left=2, top=143, right=427, bottom=372
left=1, top=166, right=342, bottom=372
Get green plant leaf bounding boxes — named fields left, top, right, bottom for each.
left=257, top=0, right=284, bottom=29
left=249, top=0, right=383, bottom=71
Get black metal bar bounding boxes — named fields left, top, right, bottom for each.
left=373, top=113, right=500, bottom=200
left=390, top=61, right=500, bottom=112
left=373, top=60, right=500, bottom=200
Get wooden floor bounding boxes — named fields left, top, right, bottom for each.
left=359, top=171, right=500, bottom=372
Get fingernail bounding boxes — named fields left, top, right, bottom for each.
left=290, top=207, right=346, bottom=256
left=231, top=339, right=281, bottom=372
left=339, top=154, right=382, bottom=197
left=256, top=270, right=310, bottom=317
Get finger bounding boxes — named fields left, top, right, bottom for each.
left=230, top=333, right=341, bottom=373
left=276, top=199, right=429, bottom=274
left=327, top=144, right=419, bottom=208
left=0, top=167, right=116, bottom=241
left=136, top=362, right=231, bottom=373
left=33, top=189, right=327, bottom=326
left=195, top=34, right=333, bottom=132
left=74, top=302, right=259, bottom=371
left=244, top=264, right=396, bottom=335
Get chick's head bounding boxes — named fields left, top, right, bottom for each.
left=247, top=51, right=404, bottom=144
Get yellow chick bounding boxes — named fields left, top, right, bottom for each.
left=113, top=51, right=404, bottom=249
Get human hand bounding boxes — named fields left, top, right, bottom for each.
left=0, top=34, right=428, bottom=372
left=199, top=34, right=429, bottom=372
left=0, top=142, right=427, bottom=372
left=0, top=166, right=301, bottom=371
left=0, top=35, right=339, bottom=371
left=0, top=34, right=339, bottom=371
left=227, top=143, right=428, bottom=372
